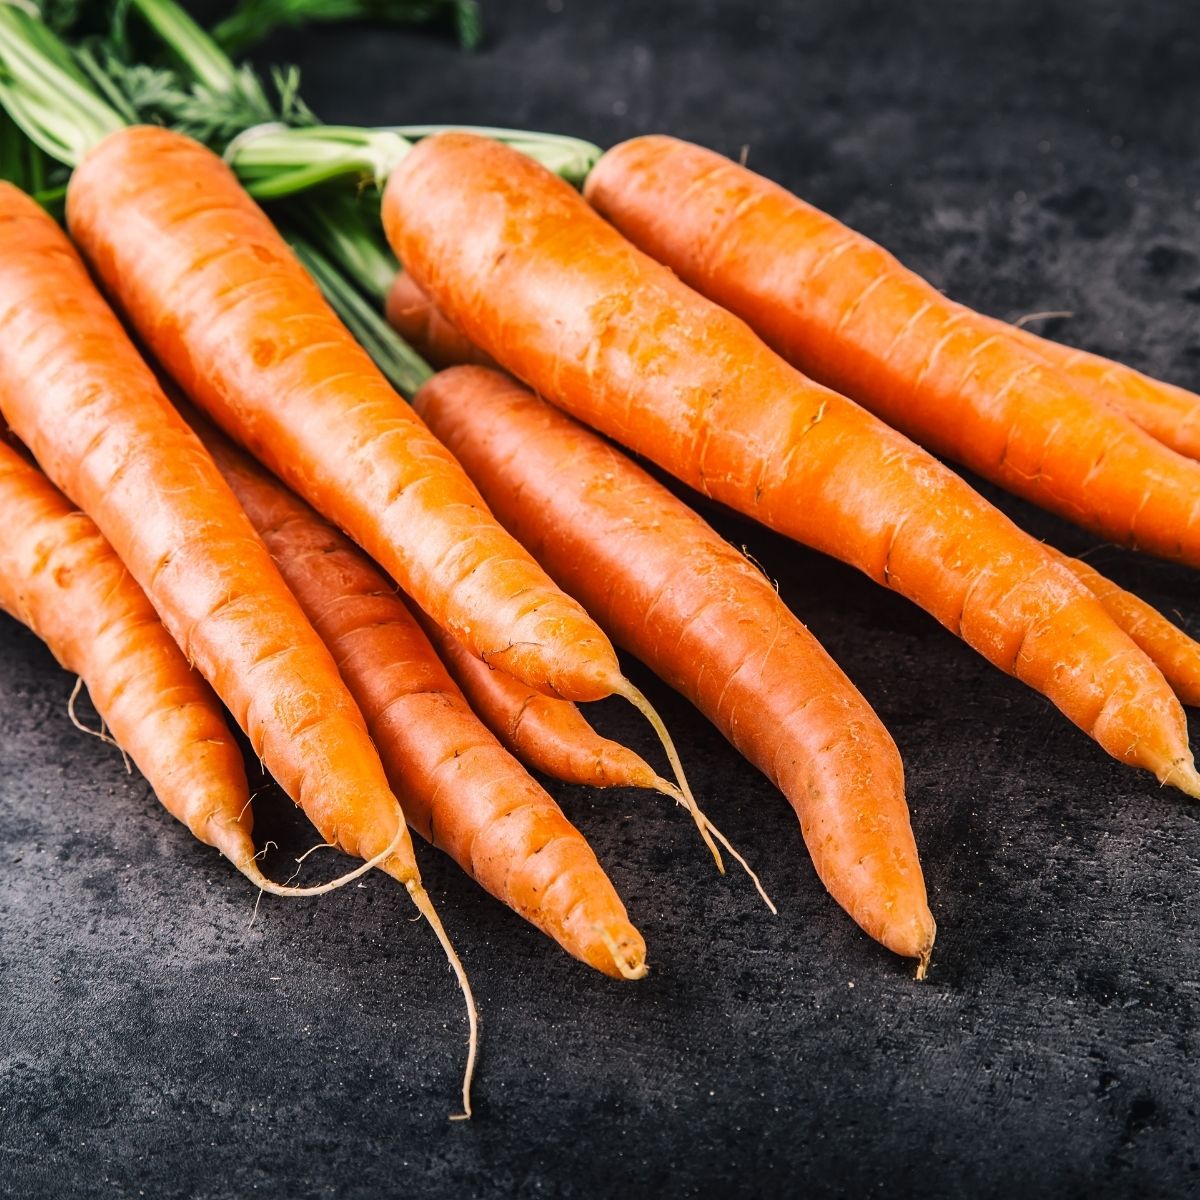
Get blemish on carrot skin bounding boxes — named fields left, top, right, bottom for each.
left=251, top=338, right=278, bottom=368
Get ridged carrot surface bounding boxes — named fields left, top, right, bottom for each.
left=0, top=435, right=259, bottom=879
left=0, top=182, right=417, bottom=877
left=1000, top=320, right=1200, bottom=462
left=387, top=270, right=1200, bottom=723
left=1046, top=547, right=1200, bottom=709
left=65, top=125, right=621, bottom=703
left=194, top=412, right=646, bottom=979
left=414, top=365, right=935, bottom=967
left=382, top=133, right=1200, bottom=796
left=583, top=135, right=1200, bottom=565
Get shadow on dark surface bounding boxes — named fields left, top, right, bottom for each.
left=2, top=1, right=1198, bottom=1197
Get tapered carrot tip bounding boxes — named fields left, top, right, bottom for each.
left=245, top=822, right=415, bottom=898
left=915, top=919, right=937, bottom=981
left=599, top=927, right=649, bottom=980
left=203, top=817, right=261, bottom=883
left=1161, top=759, right=1200, bottom=801
left=876, top=908, right=937, bottom=976
left=409, top=882, right=479, bottom=1121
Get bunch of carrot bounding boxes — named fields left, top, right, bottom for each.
left=0, top=0, right=1197, bottom=1115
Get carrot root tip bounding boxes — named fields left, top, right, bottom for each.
left=658, top=779, right=777, bottom=914
left=249, top=821, right=410, bottom=898
left=616, top=679, right=724, bottom=871
left=409, top=882, right=478, bottom=1120
left=598, top=927, right=649, bottom=980
left=1159, top=759, right=1200, bottom=801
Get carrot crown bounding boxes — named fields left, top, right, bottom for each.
left=0, top=4, right=126, bottom=165
left=0, top=0, right=602, bottom=203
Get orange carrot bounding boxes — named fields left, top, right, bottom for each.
left=387, top=270, right=498, bottom=372
left=413, top=365, right=933, bottom=967
left=582, top=135, right=1200, bottom=565
left=383, top=133, right=1200, bottom=798
left=0, top=434, right=263, bottom=882
left=190, top=408, right=647, bottom=979
left=66, top=126, right=617, bottom=706
left=386, top=272, right=1200, bottom=719
left=1000, top=318, right=1200, bottom=462
left=0, top=182, right=475, bottom=1114
left=413, top=605, right=673, bottom=794
left=1045, top=546, right=1200, bottom=708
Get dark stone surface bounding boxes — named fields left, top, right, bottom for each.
left=2, top=1, right=1199, bottom=1196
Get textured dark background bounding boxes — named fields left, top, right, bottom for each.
left=3, top=1, right=1199, bottom=1196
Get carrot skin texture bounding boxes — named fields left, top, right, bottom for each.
left=583, top=135, right=1200, bottom=564
left=414, top=366, right=934, bottom=964
left=194, top=415, right=646, bottom=979
left=0, top=182, right=417, bottom=876
left=390, top=269, right=1200, bottom=721
left=387, top=271, right=498, bottom=371
left=1047, top=547, right=1200, bottom=708
left=0, top=437, right=256, bottom=871
left=1000, top=320, right=1200, bottom=462
left=382, top=135, right=1199, bottom=792
left=66, top=127, right=621, bottom=704
left=412, top=603, right=664, bottom=792
left=385, top=275, right=1200, bottom=713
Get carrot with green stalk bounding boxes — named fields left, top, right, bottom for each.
left=0, top=177, right=476, bottom=1116
left=581, top=136, right=1200, bottom=565
left=0, top=11, right=714, bottom=865
left=3, top=5, right=756, bottom=900
left=379, top=131, right=1200, bottom=798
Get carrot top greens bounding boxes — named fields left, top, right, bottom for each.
left=0, top=0, right=599, bottom=198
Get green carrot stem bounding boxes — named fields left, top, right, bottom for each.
left=390, top=124, right=602, bottom=188
left=285, top=192, right=398, bottom=299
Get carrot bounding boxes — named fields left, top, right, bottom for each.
left=1044, top=546, right=1200, bottom=709
left=385, top=270, right=1200, bottom=724
left=387, top=270, right=498, bottom=372
left=189, top=406, right=648, bottom=979
left=66, top=126, right=617, bottom=707
left=412, top=365, right=931, bottom=966
left=411, top=601, right=678, bottom=797
left=0, top=182, right=476, bottom=1115
left=0, top=434, right=262, bottom=883
left=999, top=318, right=1200, bottom=463
left=383, top=133, right=1200, bottom=797
left=581, top=135, right=1200, bottom=566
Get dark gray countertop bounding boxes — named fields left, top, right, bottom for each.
left=2, top=1, right=1198, bottom=1196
